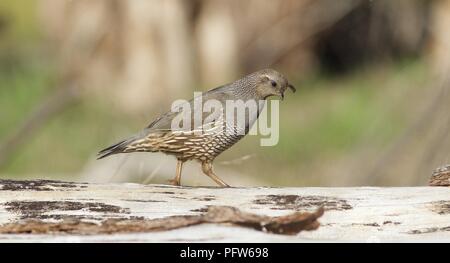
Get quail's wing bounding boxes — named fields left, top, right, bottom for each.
left=145, top=109, right=180, bottom=131
left=145, top=84, right=235, bottom=133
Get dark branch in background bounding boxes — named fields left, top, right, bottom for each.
left=0, top=85, right=80, bottom=168
left=0, top=23, right=110, bottom=170
left=366, top=71, right=450, bottom=185
left=241, top=0, right=362, bottom=69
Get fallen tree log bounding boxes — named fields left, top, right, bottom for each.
left=0, top=179, right=449, bottom=242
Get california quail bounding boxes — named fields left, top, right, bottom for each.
left=97, top=69, right=295, bottom=187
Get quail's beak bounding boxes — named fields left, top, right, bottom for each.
left=288, top=84, right=296, bottom=93
left=278, top=83, right=296, bottom=101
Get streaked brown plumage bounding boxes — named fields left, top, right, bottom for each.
left=98, top=69, right=295, bottom=187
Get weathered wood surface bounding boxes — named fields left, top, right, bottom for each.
left=0, top=180, right=449, bottom=242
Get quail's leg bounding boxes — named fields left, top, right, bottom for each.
left=201, top=161, right=230, bottom=187
left=169, top=160, right=184, bottom=186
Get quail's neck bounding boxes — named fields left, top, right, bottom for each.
left=230, top=76, right=262, bottom=101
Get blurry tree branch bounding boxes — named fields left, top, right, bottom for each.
left=0, top=24, right=108, bottom=169
left=0, top=85, right=80, bottom=168
left=415, top=91, right=450, bottom=183
left=365, top=74, right=450, bottom=185
left=365, top=0, right=450, bottom=185
left=241, top=0, right=361, bottom=69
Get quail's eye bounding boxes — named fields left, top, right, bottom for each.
left=271, top=80, right=277, bottom=87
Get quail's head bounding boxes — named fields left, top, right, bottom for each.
left=249, top=69, right=296, bottom=100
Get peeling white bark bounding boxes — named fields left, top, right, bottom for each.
left=0, top=180, right=449, bottom=242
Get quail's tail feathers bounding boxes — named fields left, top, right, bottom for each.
left=97, top=137, right=137, bottom=160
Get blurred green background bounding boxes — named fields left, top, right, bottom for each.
left=1, top=0, right=449, bottom=186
